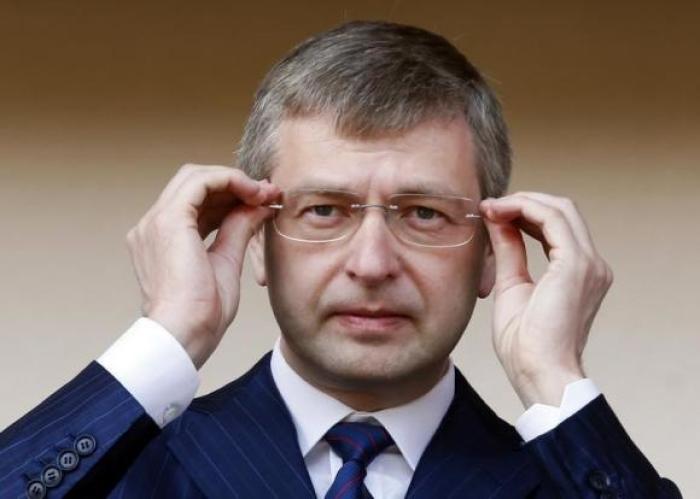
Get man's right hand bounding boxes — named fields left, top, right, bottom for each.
left=125, top=164, right=280, bottom=369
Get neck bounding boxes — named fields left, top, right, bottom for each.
left=279, top=340, right=450, bottom=412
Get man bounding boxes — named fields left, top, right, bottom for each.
left=0, top=21, right=680, bottom=498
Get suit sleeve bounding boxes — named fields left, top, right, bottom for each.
left=0, top=361, right=160, bottom=499
left=525, top=394, right=682, bottom=498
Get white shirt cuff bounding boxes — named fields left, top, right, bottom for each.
left=515, top=378, right=601, bottom=442
left=97, top=317, right=200, bottom=428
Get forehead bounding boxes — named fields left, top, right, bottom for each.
left=271, top=115, right=481, bottom=199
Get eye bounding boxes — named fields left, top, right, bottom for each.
left=298, top=202, right=350, bottom=229
left=406, top=205, right=446, bottom=221
left=308, top=205, right=337, bottom=217
left=298, top=203, right=352, bottom=221
left=414, top=206, right=438, bottom=220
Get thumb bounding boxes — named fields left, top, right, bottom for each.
left=484, top=217, right=533, bottom=293
left=207, top=205, right=272, bottom=279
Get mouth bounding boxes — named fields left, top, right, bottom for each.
left=329, top=307, right=413, bottom=337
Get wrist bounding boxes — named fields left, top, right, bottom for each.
left=146, top=310, right=212, bottom=370
left=510, top=364, right=585, bottom=408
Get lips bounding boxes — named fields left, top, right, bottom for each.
left=327, top=302, right=413, bottom=320
left=333, top=307, right=409, bottom=318
left=328, top=305, right=413, bottom=335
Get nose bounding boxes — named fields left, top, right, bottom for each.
left=343, top=207, right=401, bottom=287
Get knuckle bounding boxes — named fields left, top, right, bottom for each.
left=169, top=164, right=198, bottom=185
left=151, top=211, right=171, bottom=229
left=594, top=261, right=607, bottom=280
left=555, top=196, right=577, bottom=213
left=125, top=230, right=136, bottom=249
left=144, top=210, right=168, bottom=233
left=228, top=167, right=249, bottom=183
left=605, top=264, right=615, bottom=285
left=136, top=220, right=152, bottom=238
left=565, top=255, right=587, bottom=276
left=588, top=258, right=613, bottom=285
left=175, top=163, right=204, bottom=181
left=543, top=204, right=562, bottom=221
left=576, top=256, right=594, bottom=274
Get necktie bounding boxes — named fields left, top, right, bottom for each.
left=323, top=421, right=395, bottom=499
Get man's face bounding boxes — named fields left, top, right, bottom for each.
left=251, top=115, right=493, bottom=392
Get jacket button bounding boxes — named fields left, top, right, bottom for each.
left=588, top=469, right=612, bottom=491
left=26, top=480, right=46, bottom=499
left=74, top=434, right=97, bottom=456
left=41, top=464, right=62, bottom=488
left=57, top=449, right=80, bottom=471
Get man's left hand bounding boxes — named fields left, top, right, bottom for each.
left=480, top=192, right=613, bottom=408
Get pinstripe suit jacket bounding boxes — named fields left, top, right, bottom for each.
left=0, top=353, right=681, bottom=498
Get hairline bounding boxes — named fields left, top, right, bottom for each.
left=249, top=111, right=488, bottom=199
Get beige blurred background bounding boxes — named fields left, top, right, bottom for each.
left=1, top=0, right=698, bottom=495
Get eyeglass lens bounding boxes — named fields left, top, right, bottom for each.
left=272, top=190, right=479, bottom=247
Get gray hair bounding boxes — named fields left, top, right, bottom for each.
left=236, top=21, right=511, bottom=199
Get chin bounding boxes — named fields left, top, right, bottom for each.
left=304, top=335, right=439, bottom=386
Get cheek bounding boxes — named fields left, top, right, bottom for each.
left=264, top=235, right=336, bottom=315
left=411, top=249, right=483, bottom=325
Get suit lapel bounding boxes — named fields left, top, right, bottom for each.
left=406, top=369, right=543, bottom=498
left=167, top=353, right=315, bottom=499
left=166, top=356, right=546, bottom=498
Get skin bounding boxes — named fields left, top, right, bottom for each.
left=129, top=115, right=612, bottom=411
left=249, top=116, right=493, bottom=410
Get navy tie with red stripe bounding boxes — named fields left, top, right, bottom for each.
left=323, top=421, right=395, bottom=499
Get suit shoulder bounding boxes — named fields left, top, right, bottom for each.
left=160, top=352, right=273, bottom=438
left=452, top=367, right=522, bottom=449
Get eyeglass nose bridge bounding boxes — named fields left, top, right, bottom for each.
left=349, top=202, right=400, bottom=214
left=344, top=203, right=405, bottom=243
left=350, top=202, right=406, bottom=229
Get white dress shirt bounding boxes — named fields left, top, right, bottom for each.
left=270, top=338, right=454, bottom=498
left=98, top=318, right=602, bottom=498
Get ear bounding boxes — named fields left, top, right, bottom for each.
left=478, top=237, right=495, bottom=298
left=249, top=225, right=267, bottom=287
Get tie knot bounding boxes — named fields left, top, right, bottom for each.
left=323, top=421, right=394, bottom=467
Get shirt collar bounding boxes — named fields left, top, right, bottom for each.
left=270, top=338, right=455, bottom=470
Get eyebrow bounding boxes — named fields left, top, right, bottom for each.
left=289, top=180, right=358, bottom=193
left=289, top=179, right=468, bottom=198
left=393, top=181, right=466, bottom=198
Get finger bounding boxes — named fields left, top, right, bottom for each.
left=511, top=192, right=596, bottom=255
left=481, top=196, right=579, bottom=260
left=170, top=169, right=271, bottom=217
left=158, top=164, right=234, bottom=204
left=196, top=190, right=258, bottom=238
left=207, top=205, right=273, bottom=280
left=159, top=164, right=271, bottom=210
left=196, top=182, right=280, bottom=239
left=483, top=217, right=533, bottom=293
left=197, top=204, right=238, bottom=239
left=508, top=216, right=553, bottom=260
